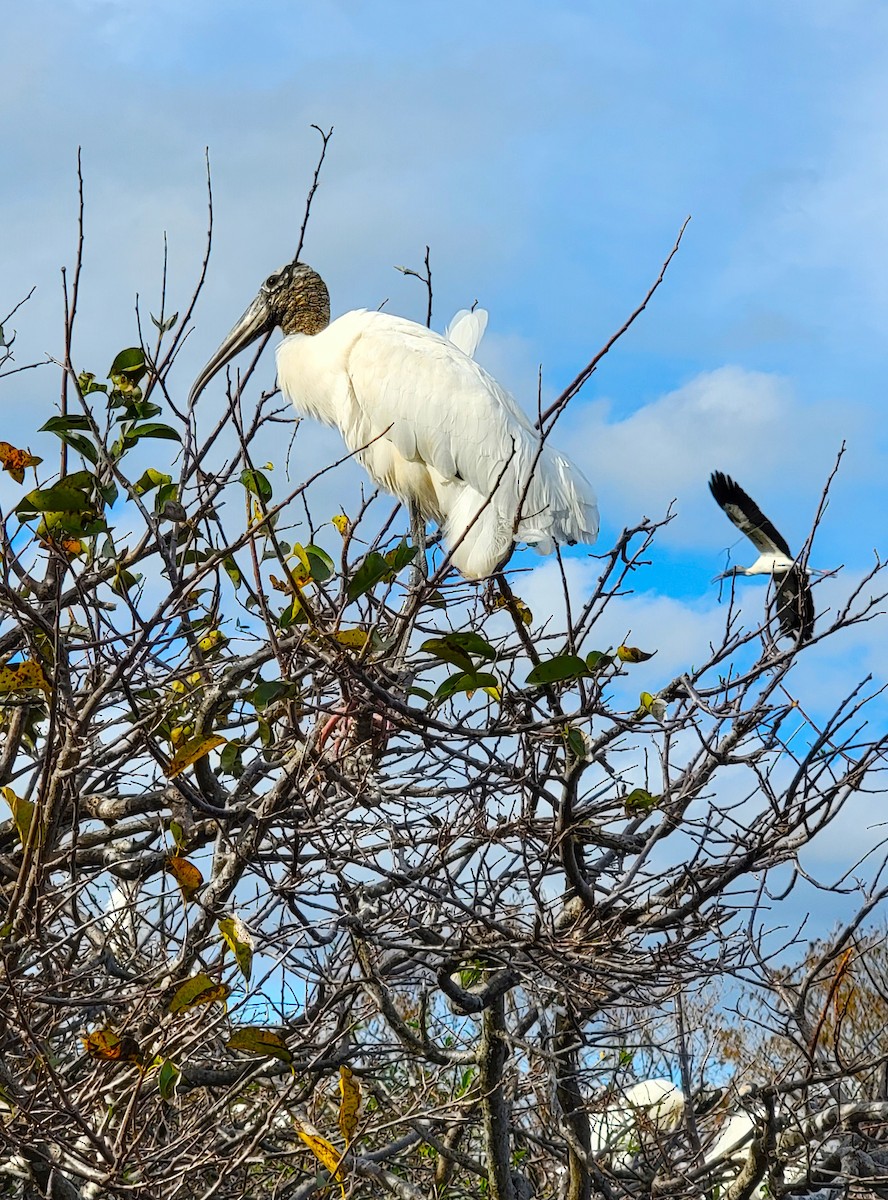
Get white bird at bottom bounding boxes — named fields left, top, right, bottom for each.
left=189, top=261, right=599, bottom=579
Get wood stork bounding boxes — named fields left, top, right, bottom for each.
left=708, top=470, right=815, bottom=643
left=589, top=1079, right=685, bottom=1164
left=189, top=262, right=599, bottom=579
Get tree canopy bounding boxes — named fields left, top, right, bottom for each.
left=1, top=167, right=888, bottom=1200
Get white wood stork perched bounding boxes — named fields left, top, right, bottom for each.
left=708, top=470, right=815, bottom=643
left=189, top=262, right=599, bottom=579
left=589, top=1079, right=685, bottom=1164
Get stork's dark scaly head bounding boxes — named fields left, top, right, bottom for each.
left=189, top=262, right=330, bottom=404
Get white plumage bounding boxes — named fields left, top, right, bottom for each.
left=190, top=262, right=598, bottom=580
left=444, top=307, right=489, bottom=358
left=588, top=1079, right=685, bottom=1165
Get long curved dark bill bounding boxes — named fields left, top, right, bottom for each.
left=188, top=292, right=274, bottom=405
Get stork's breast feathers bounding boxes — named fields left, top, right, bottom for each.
left=276, top=310, right=598, bottom=559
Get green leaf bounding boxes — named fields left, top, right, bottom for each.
left=422, top=632, right=497, bottom=672
left=219, top=740, right=244, bottom=778
left=223, top=557, right=242, bottom=589
left=60, top=470, right=95, bottom=489
left=108, top=347, right=147, bottom=384
left=78, top=372, right=108, bottom=396
left=61, top=433, right=98, bottom=464
left=128, top=422, right=180, bottom=443
left=134, top=467, right=173, bottom=496
left=38, top=420, right=100, bottom=464
left=97, top=479, right=118, bottom=508
left=346, top=542, right=418, bottom=601
left=421, top=640, right=474, bottom=675
left=240, top=468, right=273, bottom=503
left=111, top=567, right=141, bottom=595
left=435, top=671, right=499, bottom=700
left=226, top=1027, right=292, bottom=1063
left=168, top=973, right=229, bottom=1015
left=218, top=917, right=253, bottom=983
left=565, top=727, right=587, bottom=759
left=16, top=482, right=94, bottom=516
left=251, top=679, right=296, bottom=710
left=158, top=1059, right=180, bottom=1101
left=278, top=595, right=309, bottom=628
left=385, top=540, right=418, bottom=572
left=132, top=400, right=162, bottom=419
left=40, top=414, right=93, bottom=433
left=585, top=650, right=613, bottom=671
left=623, top=787, right=660, bottom=815
left=525, top=655, right=588, bottom=686
left=346, top=551, right=391, bottom=601
left=305, top=544, right=334, bottom=584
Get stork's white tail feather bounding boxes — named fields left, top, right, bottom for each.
left=442, top=442, right=599, bottom=579
left=445, top=308, right=489, bottom=359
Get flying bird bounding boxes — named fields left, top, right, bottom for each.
left=189, top=262, right=599, bottom=580
left=708, top=470, right=814, bottom=643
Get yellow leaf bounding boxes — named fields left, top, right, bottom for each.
left=226, top=1027, right=293, bottom=1063
left=165, top=855, right=203, bottom=902
left=0, top=441, right=41, bottom=484
left=333, top=629, right=368, bottom=650
left=218, top=916, right=253, bottom=983
left=0, top=660, right=51, bottom=697
left=168, top=973, right=230, bottom=1015
left=338, top=1065, right=361, bottom=1144
left=198, top=629, right=225, bottom=653
left=166, top=734, right=226, bottom=779
left=82, top=1029, right=143, bottom=1065
left=617, top=645, right=656, bottom=664
left=41, top=535, right=83, bottom=558
left=2, top=787, right=35, bottom=845
left=291, top=542, right=312, bottom=583
left=492, top=593, right=533, bottom=624
left=331, top=513, right=349, bottom=536
left=294, top=1120, right=346, bottom=1196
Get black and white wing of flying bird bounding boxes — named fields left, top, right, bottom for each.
left=708, top=470, right=814, bottom=644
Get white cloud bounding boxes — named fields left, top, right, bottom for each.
left=559, top=365, right=868, bottom=555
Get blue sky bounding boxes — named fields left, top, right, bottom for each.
left=3, top=1, right=888, bottom=929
